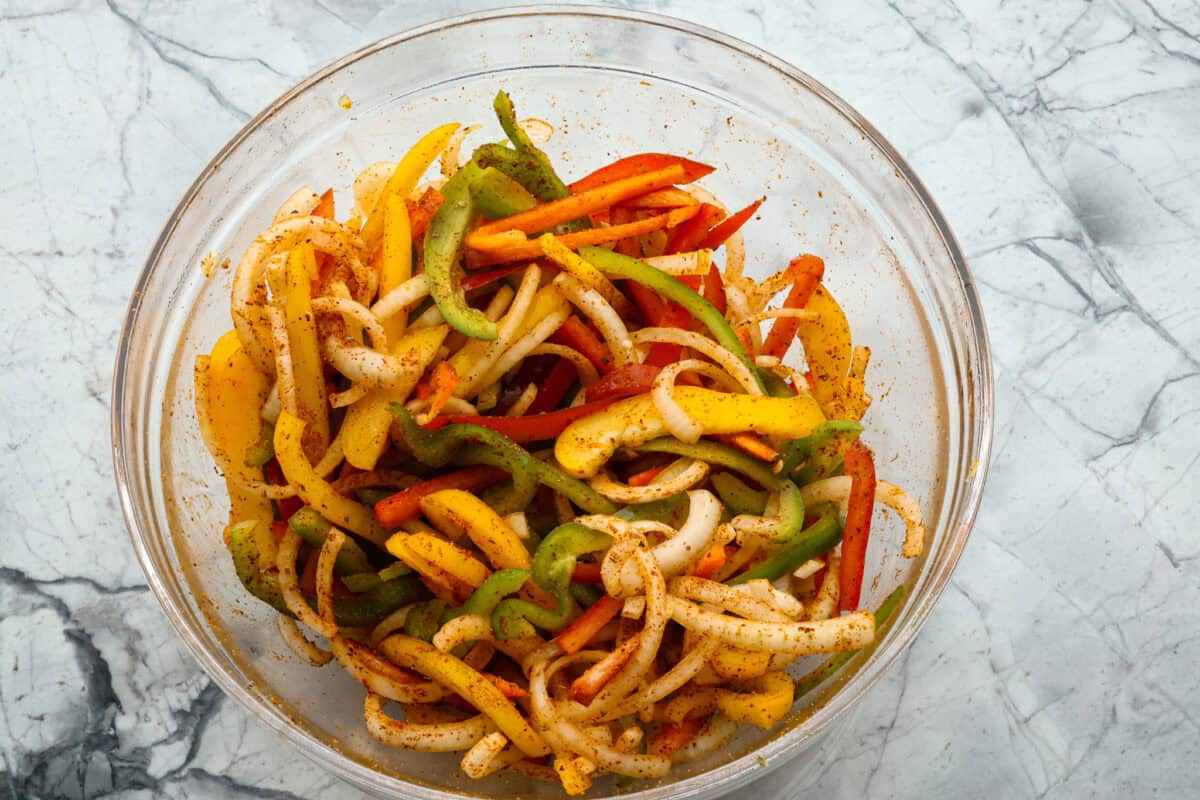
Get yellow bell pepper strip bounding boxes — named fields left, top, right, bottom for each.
left=284, top=245, right=331, bottom=461
left=419, top=489, right=531, bottom=570
left=377, top=633, right=551, bottom=757
left=195, top=332, right=273, bottom=526
left=425, top=161, right=498, bottom=340
left=374, top=465, right=508, bottom=529
left=492, top=523, right=612, bottom=640
left=360, top=122, right=461, bottom=253
left=714, top=670, right=794, bottom=728
left=379, top=193, right=413, bottom=342
left=470, top=166, right=538, bottom=219
left=795, top=283, right=854, bottom=416
left=228, top=520, right=425, bottom=625
left=387, top=532, right=491, bottom=589
left=445, top=283, right=567, bottom=384
left=577, top=245, right=766, bottom=393
left=539, top=234, right=635, bottom=318
left=728, top=506, right=842, bottom=586
left=385, top=534, right=474, bottom=605
left=555, top=387, right=826, bottom=479
left=391, top=405, right=617, bottom=515
left=288, top=507, right=375, bottom=574
left=491, top=90, right=572, bottom=203
left=274, top=412, right=388, bottom=546
left=708, top=647, right=773, bottom=682
left=341, top=324, right=448, bottom=470
left=710, top=472, right=768, bottom=516
left=794, top=585, right=906, bottom=698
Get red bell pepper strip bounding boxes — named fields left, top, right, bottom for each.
left=698, top=197, right=764, bottom=250
left=555, top=594, right=623, bottom=655
left=423, top=399, right=619, bottom=444
left=526, top=358, right=578, bottom=414
left=650, top=715, right=706, bottom=757
left=644, top=302, right=695, bottom=367
left=837, top=440, right=877, bottom=612
left=627, top=462, right=671, bottom=487
left=374, top=465, right=508, bottom=529
left=761, top=255, right=825, bottom=359
left=702, top=263, right=727, bottom=315
left=570, top=562, right=603, bottom=583
left=550, top=316, right=612, bottom=374
left=665, top=202, right=725, bottom=255
left=569, top=153, right=715, bottom=194
left=584, top=363, right=660, bottom=402
left=460, top=262, right=526, bottom=291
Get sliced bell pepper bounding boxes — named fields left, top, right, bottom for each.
left=714, top=670, right=794, bottom=728
left=360, top=122, right=461, bottom=252
left=274, top=412, right=387, bottom=546
left=287, top=507, right=375, bottom=575
left=569, top=152, right=714, bottom=194
left=539, top=233, right=635, bottom=318
left=470, top=166, right=538, bottom=219
left=710, top=472, right=768, bottom=516
left=778, top=420, right=864, bottom=478
left=692, top=545, right=729, bottom=580
left=838, top=441, right=877, bottom=612
left=551, top=316, right=612, bottom=374
left=448, top=568, right=531, bottom=620
left=374, top=465, right=507, bottom=529
left=423, top=399, right=618, bottom=445
left=403, top=598, right=449, bottom=642
left=702, top=263, right=727, bottom=314
left=525, top=357, right=577, bottom=414
left=567, top=631, right=639, bottom=704
left=407, top=186, right=444, bottom=242
left=794, top=585, right=906, bottom=698
left=419, top=489, right=532, bottom=569
left=736, top=479, right=807, bottom=545
left=649, top=716, right=705, bottom=758
left=577, top=246, right=764, bottom=392
left=424, top=161, right=497, bottom=339
left=379, top=193, right=413, bottom=342
left=697, top=197, right=764, bottom=250
left=492, top=523, right=612, bottom=639
left=761, top=255, right=824, bottom=359
left=555, top=594, right=623, bottom=655
left=712, top=432, right=777, bottom=463
left=728, top=506, right=842, bottom=586
left=556, top=388, right=825, bottom=479
left=228, top=520, right=425, bottom=625
left=795, top=284, right=853, bottom=414
left=635, top=437, right=781, bottom=490
left=283, top=246, right=331, bottom=461
left=664, top=202, right=724, bottom=255
left=311, top=188, right=336, bottom=281
left=491, top=91, right=572, bottom=203
left=392, top=405, right=617, bottom=515
left=377, top=633, right=550, bottom=757
left=459, top=262, right=526, bottom=292
left=584, top=362, right=659, bottom=402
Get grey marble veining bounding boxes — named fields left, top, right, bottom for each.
left=2, top=0, right=1198, bottom=797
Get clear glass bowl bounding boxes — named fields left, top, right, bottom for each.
left=112, top=7, right=992, bottom=799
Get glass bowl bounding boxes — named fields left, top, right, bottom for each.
left=112, top=6, right=992, bottom=799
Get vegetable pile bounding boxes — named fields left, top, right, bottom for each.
left=195, top=91, right=926, bottom=792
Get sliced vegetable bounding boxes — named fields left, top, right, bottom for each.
left=584, top=363, right=659, bottom=402
left=283, top=245, right=331, bottom=461
left=420, top=489, right=532, bottom=569
left=556, top=594, right=622, bottom=655
left=470, top=166, right=538, bottom=219
left=569, top=153, right=714, bottom=194
left=710, top=472, right=767, bottom=516
left=837, top=441, right=877, bottom=612
left=424, top=400, right=619, bottom=444
left=361, top=122, right=461, bottom=251
left=761, top=255, right=824, bottom=359
left=794, top=585, right=906, bottom=698
left=697, top=197, right=764, bottom=250
left=425, top=160, right=497, bottom=339
left=551, top=316, right=612, bottom=374
left=492, top=90, right=571, bottom=202
left=374, top=465, right=508, bottom=529
left=728, top=507, right=842, bottom=586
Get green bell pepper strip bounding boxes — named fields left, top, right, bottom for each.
left=448, top=568, right=531, bottom=621
left=615, top=492, right=687, bottom=522
left=492, top=91, right=572, bottom=202
left=636, top=437, right=782, bottom=490
left=391, top=405, right=616, bottom=515
left=751, top=479, right=807, bottom=545
left=727, top=506, right=842, bottom=585
left=404, top=598, right=448, bottom=642
left=470, top=166, right=538, bottom=219
left=793, top=585, right=906, bottom=697
left=424, top=160, right=498, bottom=340
left=492, top=523, right=612, bottom=640
left=757, top=368, right=795, bottom=398
left=578, top=246, right=767, bottom=393
left=228, top=521, right=427, bottom=626
left=711, top=472, right=768, bottom=516
left=569, top=581, right=604, bottom=608
left=779, top=420, right=863, bottom=477
left=354, top=486, right=394, bottom=506
left=288, top=507, right=375, bottom=575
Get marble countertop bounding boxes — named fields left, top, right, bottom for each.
left=3, top=0, right=1198, bottom=797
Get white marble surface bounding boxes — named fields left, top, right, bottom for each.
left=2, top=0, right=1198, bottom=797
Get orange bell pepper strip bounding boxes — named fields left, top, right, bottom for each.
left=665, top=203, right=724, bottom=255
left=698, top=197, right=765, bottom=250
left=569, top=153, right=715, bottom=194
left=469, top=205, right=701, bottom=265
left=422, top=399, right=621, bottom=444
left=570, top=562, right=604, bottom=583
left=555, top=594, right=623, bottom=655
left=484, top=673, right=529, bottom=700
left=374, top=465, right=508, bottom=529
left=649, top=715, right=706, bottom=757
left=312, top=188, right=336, bottom=281
left=551, top=316, right=612, bottom=374
left=692, top=545, right=729, bottom=580
left=421, top=362, right=458, bottom=421
left=838, top=440, right=877, bottom=612
left=761, top=255, right=825, bottom=359
left=701, top=263, right=727, bottom=315
left=407, top=186, right=444, bottom=242
left=471, top=165, right=687, bottom=242
left=567, top=634, right=640, bottom=704
left=627, top=462, right=671, bottom=487
left=712, top=432, right=778, bottom=462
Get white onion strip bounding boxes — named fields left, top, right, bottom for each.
left=596, top=638, right=719, bottom=722
left=671, top=714, right=739, bottom=763
left=455, top=264, right=542, bottom=398
left=316, top=528, right=347, bottom=626
left=667, top=599, right=874, bottom=655
left=642, top=249, right=712, bottom=276
left=275, top=528, right=338, bottom=640
left=461, top=731, right=509, bottom=779
left=806, top=548, right=840, bottom=622
left=630, top=328, right=762, bottom=395
left=371, top=274, right=431, bottom=322
left=529, top=343, right=601, bottom=386
left=266, top=305, right=298, bottom=419
left=277, top=614, right=332, bottom=666
left=312, top=296, right=388, bottom=352
left=651, top=359, right=741, bottom=443
left=329, top=383, right=370, bottom=409
left=669, top=576, right=794, bottom=623
left=610, top=491, right=723, bottom=596
left=554, top=273, right=635, bottom=367
left=589, top=458, right=709, bottom=504
left=800, top=477, right=926, bottom=557
left=332, top=636, right=445, bottom=703
left=474, top=304, right=571, bottom=391
left=365, top=693, right=491, bottom=752
left=272, top=185, right=319, bottom=224
left=505, top=383, right=538, bottom=417
left=432, top=614, right=492, bottom=653
left=370, top=604, right=416, bottom=646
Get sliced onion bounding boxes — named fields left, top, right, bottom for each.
left=440, top=124, right=481, bottom=178
left=554, top=273, right=635, bottom=367
left=801, top=477, right=926, bottom=558
left=589, top=458, right=709, bottom=504
left=455, top=264, right=542, bottom=398
left=474, top=301, right=571, bottom=391
left=792, top=558, right=825, bottom=581
left=642, top=249, right=712, bottom=276
left=365, top=692, right=491, bottom=752
left=276, top=528, right=338, bottom=640
left=667, top=598, right=873, bottom=654
left=272, top=185, right=320, bottom=224
left=630, top=327, right=761, bottom=395
left=370, top=604, right=416, bottom=646
left=266, top=305, right=298, bottom=419
left=651, top=359, right=741, bottom=443
left=671, top=714, right=739, bottom=763
left=731, top=579, right=805, bottom=620
left=371, top=274, right=431, bottom=322
left=324, top=334, right=431, bottom=389
left=598, top=638, right=718, bottom=722
left=506, top=383, right=539, bottom=417
left=432, top=614, right=492, bottom=653
left=669, top=576, right=793, bottom=623
left=316, top=528, right=347, bottom=626
left=528, top=343, right=601, bottom=386
left=611, top=491, right=722, bottom=595
left=329, top=383, right=369, bottom=408
left=461, top=731, right=509, bottom=778
left=312, top=296, right=388, bottom=352
left=332, top=635, right=445, bottom=703
left=277, top=614, right=332, bottom=666
left=806, top=548, right=840, bottom=622
left=352, top=161, right=397, bottom=221
left=261, top=383, right=281, bottom=424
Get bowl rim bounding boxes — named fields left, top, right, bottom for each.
left=112, top=5, right=994, bottom=798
